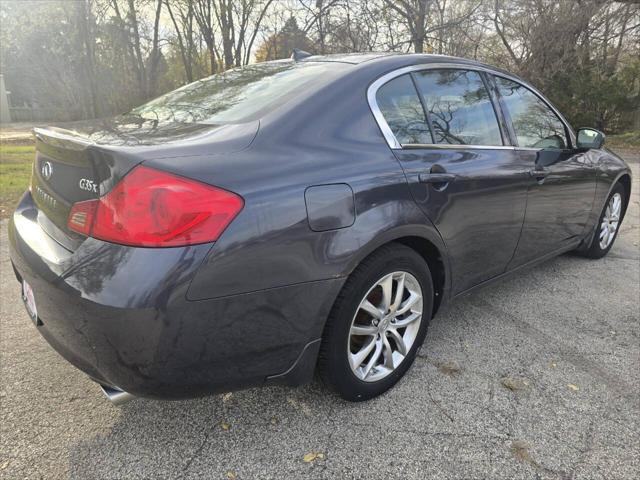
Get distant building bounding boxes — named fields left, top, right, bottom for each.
left=0, top=74, right=11, bottom=123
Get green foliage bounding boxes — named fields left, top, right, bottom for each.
left=0, top=2, right=85, bottom=111
left=546, top=59, right=640, bottom=132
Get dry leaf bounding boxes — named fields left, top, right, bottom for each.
left=303, top=452, right=325, bottom=463
left=501, top=376, right=529, bottom=392
left=550, top=362, right=557, bottom=368
left=437, top=361, right=461, bottom=376
left=0, top=461, right=9, bottom=470
left=221, top=421, right=231, bottom=431
left=222, top=393, right=233, bottom=402
left=270, top=417, right=278, bottom=425
left=567, top=384, right=579, bottom=391
left=511, top=440, right=535, bottom=465
left=226, top=471, right=237, bottom=480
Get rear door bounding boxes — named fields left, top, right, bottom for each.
left=372, top=66, right=531, bottom=294
left=491, top=76, right=597, bottom=267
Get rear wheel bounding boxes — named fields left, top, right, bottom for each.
left=580, top=183, right=626, bottom=259
left=318, top=244, right=433, bottom=401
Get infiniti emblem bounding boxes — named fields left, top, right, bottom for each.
left=41, top=161, right=53, bottom=180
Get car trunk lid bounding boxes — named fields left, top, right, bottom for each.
left=30, top=118, right=258, bottom=250
left=32, top=128, right=132, bottom=250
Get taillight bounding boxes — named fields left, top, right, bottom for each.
left=67, top=165, right=244, bottom=247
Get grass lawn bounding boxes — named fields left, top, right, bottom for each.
left=608, top=131, right=640, bottom=150
left=0, top=143, right=34, bottom=219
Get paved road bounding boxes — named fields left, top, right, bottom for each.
left=1, top=152, right=638, bottom=480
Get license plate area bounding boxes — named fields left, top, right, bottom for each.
left=22, top=280, right=42, bottom=326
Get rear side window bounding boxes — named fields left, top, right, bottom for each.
left=376, top=74, right=432, bottom=145
left=413, top=69, right=503, bottom=146
left=495, top=76, right=568, bottom=149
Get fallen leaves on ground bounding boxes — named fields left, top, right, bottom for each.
left=226, top=471, right=237, bottom=480
left=287, top=397, right=312, bottom=416
left=220, top=421, right=231, bottom=431
left=436, top=360, right=462, bottom=376
left=567, top=384, right=580, bottom=391
left=303, top=452, right=326, bottom=463
left=511, top=440, right=536, bottom=466
left=501, top=376, right=530, bottom=392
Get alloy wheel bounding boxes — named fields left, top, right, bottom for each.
left=348, top=271, right=423, bottom=382
left=599, top=192, right=622, bottom=250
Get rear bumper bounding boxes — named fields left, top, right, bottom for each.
left=9, top=192, right=343, bottom=399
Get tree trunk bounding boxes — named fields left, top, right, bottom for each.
left=127, top=0, right=147, bottom=99
left=166, top=0, right=193, bottom=83
left=77, top=0, right=99, bottom=118
left=147, top=0, right=163, bottom=97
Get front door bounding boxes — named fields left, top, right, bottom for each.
left=374, top=67, right=530, bottom=294
left=491, top=76, right=597, bottom=268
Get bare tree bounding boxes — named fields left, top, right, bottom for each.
left=77, top=0, right=100, bottom=117
left=381, top=0, right=482, bottom=53
left=193, top=0, right=221, bottom=73
left=147, top=0, right=163, bottom=95
left=166, top=0, right=197, bottom=82
left=1, top=0, right=637, bottom=131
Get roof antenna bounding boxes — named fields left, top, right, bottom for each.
left=291, top=48, right=312, bottom=61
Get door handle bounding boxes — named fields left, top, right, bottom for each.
left=529, top=167, right=550, bottom=178
left=419, top=173, right=456, bottom=184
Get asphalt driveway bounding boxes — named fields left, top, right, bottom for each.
left=1, top=152, right=638, bottom=480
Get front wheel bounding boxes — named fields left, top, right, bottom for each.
left=580, top=183, right=627, bottom=259
left=318, top=244, right=433, bottom=401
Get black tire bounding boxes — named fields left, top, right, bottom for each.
left=318, top=243, right=433, bottom=401
left=580, top=182, right=627, bottom=259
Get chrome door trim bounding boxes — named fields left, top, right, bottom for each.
left=367, top=62, right=576, bottom=150
left=402, top=144, right=516, bottom=151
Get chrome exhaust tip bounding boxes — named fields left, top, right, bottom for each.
left=100, top=384, right=135, bottom=406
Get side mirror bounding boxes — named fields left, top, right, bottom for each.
left=576, top=128, right=605, bottom=150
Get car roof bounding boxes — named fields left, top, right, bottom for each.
left=298, top=52, right=399, bottom=64
left=300, top=52, right=521, bottom=81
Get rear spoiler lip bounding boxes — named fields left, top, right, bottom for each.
left=33, top=120, right=260, bottom=161
left=33, top=127, right=94, bottom=152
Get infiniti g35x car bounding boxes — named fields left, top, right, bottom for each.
left=9, top=52, right=631, bottom=403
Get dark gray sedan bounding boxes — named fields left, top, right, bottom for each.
left=9, top=52, right=631, bottom=404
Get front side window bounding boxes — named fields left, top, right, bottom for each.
left=412, top=69, right=503, bottom=146
left=495, top=76, right=568, bottom=149
left=376, top=74, right=432, bottom=145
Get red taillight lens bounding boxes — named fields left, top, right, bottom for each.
left=67, top=166, right=243, bottom=247
left=68, top=199, right=98, bottom=236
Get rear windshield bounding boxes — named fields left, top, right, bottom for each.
left=131, top=61, right=347, bottom=124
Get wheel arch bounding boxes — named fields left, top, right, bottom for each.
left=394, top=236, right=446, bottom=316
left=617, top=173, right=632, bottom=221
left=343, top=225, right=451, bottom=317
